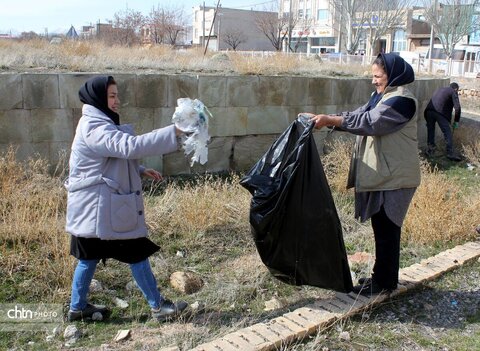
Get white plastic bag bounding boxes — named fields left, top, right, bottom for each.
left=172, top=98, right=212, bottom=166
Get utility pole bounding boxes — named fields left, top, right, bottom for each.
left=204, top=0, right=221, bottom=55
left=428, top=0, right=438, bottom=73
left=202, top=1, right=206, bottom=50
left=337, top=11, right=342, bottom=53
left=287, top=0, right=293, bottom=52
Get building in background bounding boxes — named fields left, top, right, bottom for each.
left=279, top=1, right=450, bottom=56
left=279, top=0, right=338, bottom=54
left=192, top=6, right=276, bottom=51
left=79, top=22, right=114, bottom=40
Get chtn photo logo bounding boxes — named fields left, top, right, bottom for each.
left=6, top=305, right=59, bottom=319
left=0, top=303, right=63, bottom=326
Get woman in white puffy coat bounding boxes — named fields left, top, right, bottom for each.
left=65, top=75, right=187, bottom=322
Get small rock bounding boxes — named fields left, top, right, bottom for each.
left=190, top=301, right=205, bottom=312
left=348, top=251, right=375, bottom=265
left=52, top=326, right=61, bottom=336
left=170, top=271, right=204, bottom=294
left=114, top=329, right=131, bottom=342
left=176, top=250, right=186, bottom=258
left=350, top=270, right=357, bottom=282
left=92, top=312, right=103, bottom=321
left=264, top=297, right=284, bottom=311
left=211, top=53, right=230, bottom=62
left=63, top=325, right=81, bottom=340
left=339, top=331, right=350, bottom=341
left=126, top=281, right=137, bottom=291
left=114, top=297, right=129, bottom=309
left=89, top=279, right=103, bottom=292
left=46, top=335, right=54, bottom=342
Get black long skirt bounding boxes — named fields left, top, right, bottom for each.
left=70, top=235, right=160, bottom=264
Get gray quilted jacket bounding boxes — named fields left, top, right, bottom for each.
left=65, top=104, right=177, bottom=240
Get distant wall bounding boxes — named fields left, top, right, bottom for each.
left=0, top=73, right=448, bottom=174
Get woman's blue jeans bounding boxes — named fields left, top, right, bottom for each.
left=70, top=259, right=163, bottom=311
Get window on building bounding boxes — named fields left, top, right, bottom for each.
left=311, top=37, right=335, bottom=46
left=298, top=9, right=304, bottom=19
left=290, top=37, right=308, bottom=53
left=317, top=9, right=328, bottom=21
left=305, top=9, right=311, bottom=19
left=393, top=29, right=407, bottom=52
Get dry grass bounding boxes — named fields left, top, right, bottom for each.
left=0, top=39, right=370, bottom=77
left=404, top=160, right=480, bottom=244
left=0, top=132, right=478, bottom=349
left=455, top=125, right=480, bottom=167
left=320, top=138, right=479, bottom=245
left=1, top=130, right=477, bottom=305
left=0, top=147, right=71, bottom=302
left=146, top=174, right=250, bottom=239
left=0, top=39, right=222, bottom=73
left=321, top=137, right=355, bottom=194
left=229, top=52, right=301, bottom=75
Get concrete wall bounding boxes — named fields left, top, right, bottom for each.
left=0, top=73, right=448, bottom=175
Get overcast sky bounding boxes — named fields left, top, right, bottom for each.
left=0, top=0, right=276, bottom=35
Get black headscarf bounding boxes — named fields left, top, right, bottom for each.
left=79, top=76, right=120, bottom=125
left=378, top=52, right=415, bottom=88
left=365, top=53, right=415, bottom=111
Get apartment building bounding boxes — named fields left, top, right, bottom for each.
left=279, top=0, right=338, bottom=53
left=279, top=1, right=438, bottom=56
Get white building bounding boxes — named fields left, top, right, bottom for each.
left=280, top=0, right=338, bottom=54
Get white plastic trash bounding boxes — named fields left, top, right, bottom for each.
left=172, top=98, right=212, bottom=166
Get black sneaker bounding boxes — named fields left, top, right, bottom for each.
left=447, top=152, right=462, bottom=162
left=67, top=303, right=110, bottom=322
left=357, top=277, right=372, bottom=285
left=152, top=300, right=188, bottom=322
left=425, top=145, right=437, bottom=157
left=352, top=280, right=391, bottom=297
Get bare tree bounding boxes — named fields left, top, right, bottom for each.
left=148, top=5, right=187, bottom=46
left=255, top=2, right=301, bottom=51
left=328, top=0, right=370, bottom=54
left=20, top=31, right=41, bottom=40
left=109, top=8, right=145, bottom=46
left=255, top=11, right=289, bottom=51
left=422, top=0, right=480, bottom=59
left=222, top=29, right=246, bottom=50
left=362, top=0, right=414, bottom=56
left=291, top=18, right=314, bottom=53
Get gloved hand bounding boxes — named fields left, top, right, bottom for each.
left=452, top=122, right=459, bottom=130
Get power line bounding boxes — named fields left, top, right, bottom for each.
left=230, top=0, right=277, bottom=10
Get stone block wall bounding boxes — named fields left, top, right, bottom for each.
left=0, top=73, right=448, bottom=175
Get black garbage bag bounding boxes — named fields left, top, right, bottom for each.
left=240, top=117, right=353, bottom=292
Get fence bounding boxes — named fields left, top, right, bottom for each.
left=233, top=51, right=480, bottom=78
